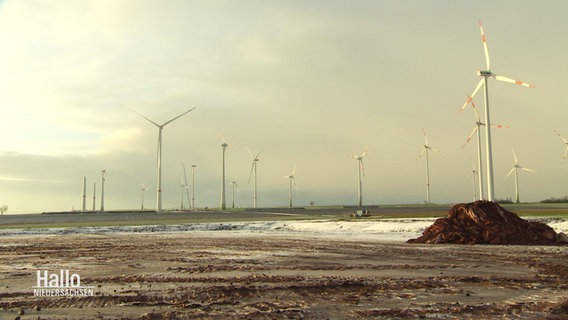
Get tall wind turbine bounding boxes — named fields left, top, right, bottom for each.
left=352, top=149, right=367, bottom=207
left=129, top=107, right=196, bottom=212
left=100, top=169, right=106, bottom=212
left=461, top=101, right=508, bottom=200
left=141, top=182, right=147, bottom=210
left=231, top=177, right=238, bottom=209
left=181, top=162, right=191, bottom=209
left=81, top=176, right=87, bottom=212
left=553, top=130, right=568, bottom=162
left=191, top=164, right=196, bottom=209
left=460, top=20, right=534, bottom=202
left=247, top=147, right=263, bottom=209
left=220, top=137, right=231, bottom=210
left=505, top=148, right=535, bottom=204
left=418, top=130, right=439, bottom=204
left=468, top=163, right=478, bottom=202
left=283, top=166, right=297, bottom=208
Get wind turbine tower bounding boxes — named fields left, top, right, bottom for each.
left=283, top=166, right=296, bottom=208
left=352, top=149, right=367, bottom=207
left=191, top=164, right=196, bottom=209
left=247, top=148, right=263, bottom=209
left=141, top=182, right=147, bottom=210
left=418, top=130, right=439, bottom=204
left=460, top=20, right=534, bottom=201
left=129, top=107, right=196, bottom=212
left=181, top=162, right=190, bottom=209
left=100, top=170, right=106, bottom=212
left=82, top=176, right=87, bottom=212
left=231, top=177, right=237, bottom=209
left=220, top=137, right=231, bottom=210
left=505, top=148, right=535, bottom=204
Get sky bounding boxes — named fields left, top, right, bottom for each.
left=1, top=0, right=568, bottom=213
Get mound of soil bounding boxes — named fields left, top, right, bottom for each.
left=408, top=201, right=568, bottom=245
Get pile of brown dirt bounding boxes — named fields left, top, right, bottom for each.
left=408, top=201, right=568, bottom=245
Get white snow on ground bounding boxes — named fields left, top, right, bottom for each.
left=1, top=217, right=567, bottom=243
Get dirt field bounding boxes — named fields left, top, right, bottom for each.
left=1, top=231, right=567, bottom=319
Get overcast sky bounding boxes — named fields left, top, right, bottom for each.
left=1, top=0, right=567, bottom=213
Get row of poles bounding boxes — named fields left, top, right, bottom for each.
left=80, top=170, right=106, bottom=212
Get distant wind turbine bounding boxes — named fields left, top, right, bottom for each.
left=231, top=176, right=238, bottom=209
left=459, top=20, right=534, bottom=202
left=100, top=169, right=106, bottom=212
left=505, top=148, right=535, bottom=204
left=140, top=182, right=147, bottom=210
left=82, top=176, right=87, bottom=212
left=553, top=130, right=568, bottom=162
left=468, top=163, right=478, bottom=202
left=191, top=164, right=196, bottom=209
left=181, top=162, right=191, bottom=209
left=352, top=148, right=367, bottom=207
left=418, top=130, right=439, bottom=204
left=461, top=101, right=508, bottom=200
left=283, top=166, right=297, bottom=208
left=220, top=136, right=232, bottom=210
left=247, top=147, right=263, bottom=209
left=129, top=107, right=196, bottom=212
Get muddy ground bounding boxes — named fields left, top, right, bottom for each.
left=0, top=232, right=567, bottom=319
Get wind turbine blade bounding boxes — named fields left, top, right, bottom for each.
left=127, top=107, right=160, bottom=127
left=361, top=147, right=368, bottom=158
left=563, top=147, right=568, bottom=161
left=505, top=167, right=515, bottom=179
left=470, top=101, right=481, bottom=121
left=491, top=124, right=509, bottom=129
left=360, top=159, right=366, bottom=177
left=291, top=165, right=296, bottom=176
left=431, top=147, right=440, bottom=153
left=245, top=146, right=254, bottom=159
left=521, top=167, right=536, bottom=173
left=493, top=74, right=535, bottom=88
left=478, top=20, right=491, bottom=70
left=461, top=126, right=478, bottom=149
left=418, top=148, right=426, bottom=159
left=255, top=149, right=264, bottom=159
left=422, top=129, right=429, bottom=145
left=163, top=107, right=196, bottom=126
left=554, top=130, right=568, bottom=144
left=459, top=80, right=484, bottom=112
left=512, top=148, right=518, bottom=165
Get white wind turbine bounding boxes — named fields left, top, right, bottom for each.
left=460, top=101, right=508, bottom=200
left=246, top=147, right=263, bottom=209
left=468, top=163, right=478, bottom=202
left=460, top=20, right=534, bottom=202
left=231, top=177, right=238, bottom=209
left=553, top=130, right=568, bottom=162
left=129, top=107, right=196, bottom=212
left=181, top=162, right=191, bottom=209
left=505, top=148, right=535, bottom=204
left=283, top=166, right=297, bottom=208
left=418, top=130, right=439, bottom=204
left=179, top=176, right=190, bottom=210
left=220, top=136, right=232, bottom=210
left=352, top=148, right=367, bottom=207
left=140, top=182, right=147, bottom=210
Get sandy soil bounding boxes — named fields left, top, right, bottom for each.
left=0, top=232, right=567, bottom=319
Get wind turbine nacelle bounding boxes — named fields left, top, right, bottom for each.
left=477, top=70, right=492, bottom=77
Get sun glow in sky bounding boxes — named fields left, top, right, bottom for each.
left=1, top=0, right=567, bottom=213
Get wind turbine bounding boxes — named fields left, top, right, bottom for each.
left=81, top=176, right=87, bottom=212
left=231, top=176, right=238, bottom=209
left=100, top=169, right=106, bottom=212
left=418, top=130, right=439, bottom=204
left=352, top=148, right=367, bottom=207
left=220, top=136, right=231, bottom=210
left=129, top=107, right=196, bottom=212
left=468, top=163, right=478, bottom=202
left=179, top=176, right=189, bottom=210
left=461, top=101, right=508, bottom=200
left=505, top=148, right=535, bottom=204
left=283, top=166, right=297, bottom=208
left=141, top=182, right=147, bottom=210
left=553, top=130, right=568, bottom=162
left=191, top=164, right=196, bottom=209
left=460, top=20, right=534, bottom=202
left=247, top=147, right=263, bottom=209
left=181, top=162, right=191, bottom=209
